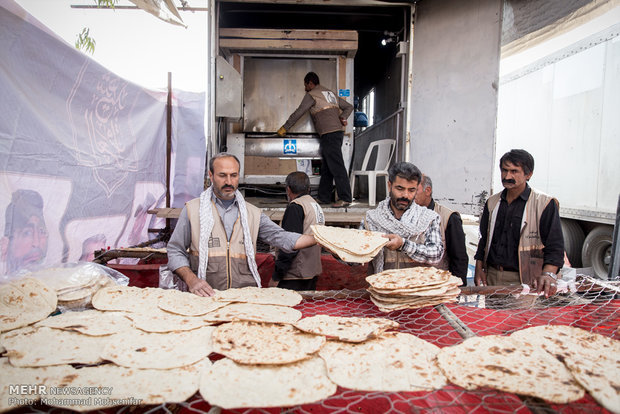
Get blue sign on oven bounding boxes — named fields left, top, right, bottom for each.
left=283, top=139, right=297, bottom=155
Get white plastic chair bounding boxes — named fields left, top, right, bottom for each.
left=349, top=139, right=396, bottom=206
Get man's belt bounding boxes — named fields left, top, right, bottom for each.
left=488, top=264, right=519, bottom=272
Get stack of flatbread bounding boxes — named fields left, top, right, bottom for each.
left=366, top=267, right=462, bottom=312
left=0, top=278, right=57, bottom=333
left=22, top=264, right=118, bottom=310
left=311, top=224, right=388, bottom=263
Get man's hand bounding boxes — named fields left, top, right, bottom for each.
left=532, top=273, right=558, bottom=298
left=187, top=278, right=216, bottom=297
left=268, top=278, right=279, bottom=287
left=474, top=260, right=487, bottom=286
left=340, top=118, right=348, bottom=126
left=277, top=126, right=287, bottom=137
left=383, top=234, right=404, bottom=250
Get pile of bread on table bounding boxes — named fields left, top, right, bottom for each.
left=1, top=261, right=618, bottom=413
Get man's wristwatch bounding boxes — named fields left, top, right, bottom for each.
left=542, top=271, right=558, bottom=280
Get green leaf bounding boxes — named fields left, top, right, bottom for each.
left=75, top=27, right=96, bottom=54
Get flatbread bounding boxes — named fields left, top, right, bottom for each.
left=92, top=286, right=166, bottom=313
left=212, top=321, right=325, bottom=364
left=35, top=309, right=132, bottom=336
left=0, top=278, right=57, bottom=332
left=2, top=326, right=107, bottom=367
left=43, top=359, right=209, bottom=412
left=511, top=325, right=620, bottom=412
left=311, top=225, right=388, bottom=255
left=199, top=356, right=336, bottom=408
left=436, top=335, right=585, bottom=403
left=125, top=309, right=212, bottom=333
left=311, top=224, right=388, bottom=263
left=203, top=303, right=302, bottom=324
left=366, top=267, right=454, bottom=290
left=212, top=286, right=302, bottom=307
left=0, top=358, right=74, bottom=412
left=158, top=289, right=228, bottom=316
left=294, top=315, right=398, bottom=343
left=318, top=332, right=446, bottom=391
left=101, top=326, right=214, bottom=369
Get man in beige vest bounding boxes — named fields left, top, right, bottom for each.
left=272, top=172, right=325, bottom=291
left=166, top=153, right=317, bottom=296
left=363, top=162, right=444, bottom=274
left=277, top=72, right=353, bottom=208
left=415, top=174, right=469, bottom=286
left=474, top=149, right=564, bottom=297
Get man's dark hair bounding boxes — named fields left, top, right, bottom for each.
left=388, top=162, right=422, bottom=184
left=499, top=149, right=535, bottom=176
left=285, top=171, right=310, bottom=196
left=4, top=189, right=45, bottom=237
left=208, top=152, right=240, bottom=173
left=304, top=72, right=320, bottom=86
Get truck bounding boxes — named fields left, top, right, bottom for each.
left=205, top=0, right=619, bottom=279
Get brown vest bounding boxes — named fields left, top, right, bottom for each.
left=483, top=188, right=557, bottom=285
left=308, top=85, right=344, bottom=136
left=283, top=195, right=325, bottom=280
left=186, top=197, right=261, bottom=290
left=434, top=202, right=458, bottom=271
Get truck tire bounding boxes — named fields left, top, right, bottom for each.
left=561, top=219, right=584, bottom=268
left=581, top=225, right=613, bottom=279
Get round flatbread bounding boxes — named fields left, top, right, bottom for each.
left=125, top=308, right=212, bottom=333
left=318, top=332, right=446, bottom=391
left=436, top=335, right=585, bottom=403
left=203, top=303, right=302, bottom=324
left=366, top=267, right=452, bottom=290
left=35, top=309, right=132, bottom=336
left=158, top=289, right=229, bottom=316
left=511, top=325, right=620, bottom=412
left=2, top=326, right=107, bottom=367
left=311, top=225, right=388, bottom=256
left=213, top=286, right=302, bottom=307
left=294, top=315, right=398, bottom=343
left=200, top=356, right=336, bottom=409
left=0, top=278, right=57, bottom=332
left=101, top=326, right=214, bottom=369
left=92, top=286, right=166, bottom=313
left=43, top=359, right=209, bottom=412
left=212, top=321, right=325, bottom=364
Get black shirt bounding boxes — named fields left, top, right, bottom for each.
left=474, top=185, right=564, bottom=271
left=428, top=199, right=469, bottom=281
left=272, top=202, right=304, bottom=281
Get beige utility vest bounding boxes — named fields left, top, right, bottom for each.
left=186, top=198, right=261, bottom=290
left=483, top=189, right=557, bottom=285
left=365, top=222, right=429, bottom=274
left=283, top=195, right=325, bottom=280
left=308, top=85, right=344, bottom=136
left=434, top=202, right=459, bottom=271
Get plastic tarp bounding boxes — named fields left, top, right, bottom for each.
left=0, top=1, right=205, bottom=275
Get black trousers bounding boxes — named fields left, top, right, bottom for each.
left=278, top=277, right=318, bottom=291
left=318, top=131, right=352, bottom=203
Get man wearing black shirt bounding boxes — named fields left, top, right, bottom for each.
left=415, top=175, right=469, bottom=286
left=272, top=172, right=325, bottom=291
left=474, top=149, right=564, bottom=297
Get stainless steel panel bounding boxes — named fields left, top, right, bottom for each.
left=244, top=135, right=321, bottom=158
left=243, top=57, right=337, bottom=133
left=216, top=56, right=243, bottom=118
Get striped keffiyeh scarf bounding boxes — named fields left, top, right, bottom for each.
left=365, top=197, right=437, bottom=272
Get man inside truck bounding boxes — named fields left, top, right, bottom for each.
left=165, top=153, right=317, bottom=296
left=277, top=72, right=354, bottom=208
left=362, top=162, right=444, bottom=274
left=474, top=149, right=565, bottom=298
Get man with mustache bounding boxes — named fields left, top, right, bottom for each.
left=1, top=189, right=48, bottom=274
left=165, top=153, right=317, bottom=296
left=474, top=149, right=564, bottom=297
left=363, top=162, right=444, bottom=274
